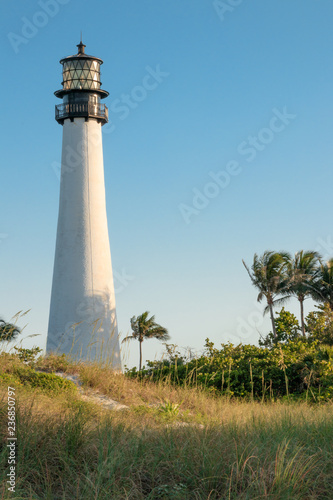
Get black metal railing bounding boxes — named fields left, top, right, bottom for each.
left=55, top=102, right=108, bottom=124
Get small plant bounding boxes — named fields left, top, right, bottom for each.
left=159, top=400, right=181, bottom=417
left=14, top=346, right=42, bottom=365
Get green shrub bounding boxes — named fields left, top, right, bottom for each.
left=13, top=346, right=42, bottom=365
left=259, top=308, right=301, bottom=347
left=126, top=337, right=333, bottom=402
left=0, top=367, right=77, bottom=394
left=306, top=304, right=333, bottom=345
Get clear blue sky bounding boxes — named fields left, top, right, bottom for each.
left=1, top=0, right=333, bottom=368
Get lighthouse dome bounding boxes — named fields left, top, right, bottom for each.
left=55, top=41, right=109, bottom=99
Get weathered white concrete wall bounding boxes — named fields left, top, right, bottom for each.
left=47, top=118, right=121, bottom=369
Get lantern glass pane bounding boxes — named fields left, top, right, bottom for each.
left=62, top=59, right=101, bottom=90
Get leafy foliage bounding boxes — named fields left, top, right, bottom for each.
left=158, top=400, right=181, bottom=418
left=311, top=258, right=333, bottom=310
left=126, top=332, right=333, bottom=402
left=306, top=303, right=333, bottom=345
left=259, top=308, right=301, bottom=348
left=13, top=346, right=42, bottom=364
left=0, top=364, right=77, bottom=394
left=0, top=319, right=20, bottom=342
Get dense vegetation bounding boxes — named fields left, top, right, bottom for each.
left=126, top=307, right=333, bottom=402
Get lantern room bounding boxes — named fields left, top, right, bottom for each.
left=54, top=41, right=109, bottom=125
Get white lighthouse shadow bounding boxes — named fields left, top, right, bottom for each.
left=48, top=290, right=121, bottom=370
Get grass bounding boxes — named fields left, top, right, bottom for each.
left=0, top=353, right=333, bottom=499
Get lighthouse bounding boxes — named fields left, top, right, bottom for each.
left=47, top=41, right=121, bottom=370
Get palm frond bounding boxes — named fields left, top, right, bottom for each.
left=271, top=295, right=292, bottom=308
left=121, top=335, right=137, bottom=344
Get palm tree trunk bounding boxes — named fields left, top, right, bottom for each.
left=268, top=300, right=277, bottom=338
left=139, top=340, right=143, bottom=371
left=299, top=297, right=306, bottom=337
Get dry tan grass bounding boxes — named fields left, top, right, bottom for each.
left=33, top=354, right=333, bottom=430
left=1, top=354, right=332, bottom=499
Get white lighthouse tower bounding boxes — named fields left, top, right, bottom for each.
left=47, top=41, right=121, bottom=370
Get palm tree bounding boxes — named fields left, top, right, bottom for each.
left=243, top=251, right=291, bottom=338
left=0, top=320, right=20, bottom=342
left=122, top=311, right=170, bottom=370
left=311, top=258, right=333, bottom=311
left=283, top=251, right=321, bottom=336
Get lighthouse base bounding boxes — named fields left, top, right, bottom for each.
left=47, top=290, right=121, bottom=368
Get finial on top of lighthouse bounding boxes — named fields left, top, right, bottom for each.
left=77, top=41, right=86, bottom=54
left=77, top=33, right=85, bottom=55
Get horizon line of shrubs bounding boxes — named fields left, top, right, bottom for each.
left=126, top=305, right=333, bottom=402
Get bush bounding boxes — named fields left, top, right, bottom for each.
left=259, top=308, right=301, bottom=347
left=306, top=304, right=333, bottom=345
left=0, top=366, right=77, bottom=394
left=13, top=346, right=42, bottom=365
left=126, top=337, right=333, bottom=402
